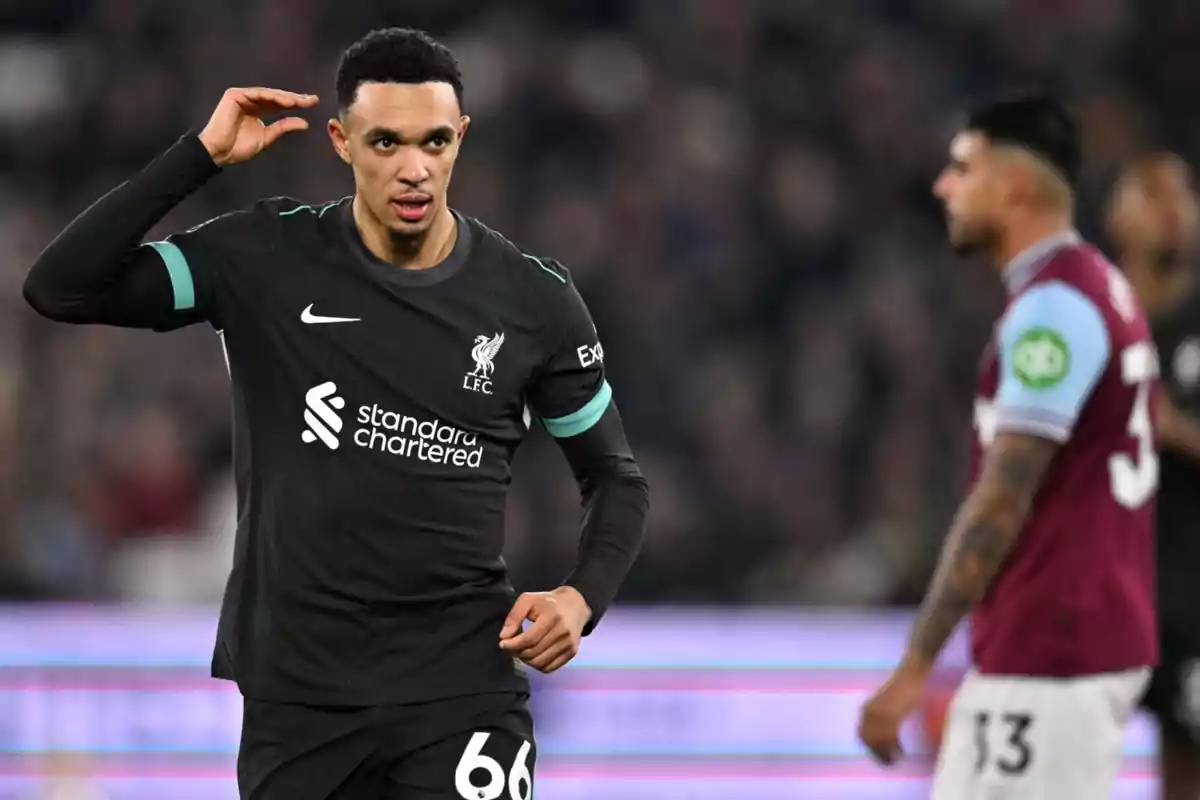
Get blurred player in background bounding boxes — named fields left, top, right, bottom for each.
left=858, top=95, right=1158, bottom=798
left=1110, top=152, right=1200, bottom=800
left=22, top=27, right=649, bottom=800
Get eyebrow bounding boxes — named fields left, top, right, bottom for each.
left=364, top=125, right=456, bottom=143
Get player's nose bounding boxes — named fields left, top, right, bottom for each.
left=394, top=154, right=430, bottom=186
left=933, top=171, right=952, bottom=200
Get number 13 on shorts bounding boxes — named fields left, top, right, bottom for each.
left=933, top=692, right=1046, bottom=797
left=455, top=732, right=533, bottom=800
left=931, top=671, right=1143, bottom=799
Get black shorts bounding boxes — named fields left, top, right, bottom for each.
left=238, top=692, right=536, bottom=799
left=1141, top=616, right=1200, bottom=747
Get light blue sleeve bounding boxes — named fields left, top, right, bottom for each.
left=994, top=281, right=1111, bottom=442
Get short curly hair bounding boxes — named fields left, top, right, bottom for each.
left=335, top=28, right=464, bottom=113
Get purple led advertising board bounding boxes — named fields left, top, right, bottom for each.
left=0, top=607, right=1159, bottom=799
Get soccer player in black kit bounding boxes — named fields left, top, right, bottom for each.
left=23, top=28, right=649, bottom=800
left=1109, top=152, right=1200, bottom=800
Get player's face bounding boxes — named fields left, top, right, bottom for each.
left=933, top=131, right=1007, bottom=256
left=1108, top=159, right=1197, bottom=267
left=329, top=81, right=469, bottom=237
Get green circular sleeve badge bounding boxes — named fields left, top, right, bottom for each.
left=1011, top=327, right=1071, bottom=389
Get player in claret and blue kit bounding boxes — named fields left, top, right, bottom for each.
left=858, top=95, right=1158, bottom=799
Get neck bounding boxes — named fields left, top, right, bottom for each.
left=1122, top=251, right=1188, bottom=317
left=352, top=195, right=457, bottom=270
left=993, top=213, right=1074, bottom=273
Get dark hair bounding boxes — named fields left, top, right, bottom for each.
left=335, top=28, right=464, bottom=113
left=965, top=94, right=1081, bottom=187
left=1125, top=150, right=1191, bottom=182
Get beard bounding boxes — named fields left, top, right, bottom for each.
left=947, top=219, right=1000, bottom=257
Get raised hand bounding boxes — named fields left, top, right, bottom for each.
left=198, top=87, right=318, bottom=167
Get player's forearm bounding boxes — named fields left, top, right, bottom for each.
left=902, top=433, right=1058, bottom=670
left=23, top=133, right=219, bottom=321
left=904, top=492, right=1024, bottom=669
left=556, top=407, right=650, bottom=633
left=1158, top=394, right=1200, bottom=462
left=564, top=468, right=649, bottom=626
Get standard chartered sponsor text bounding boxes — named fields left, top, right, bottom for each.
left=354, top=404, right=483, bottom=467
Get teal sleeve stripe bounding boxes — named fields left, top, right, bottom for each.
left=542, top=380, right=612, bottom=438
left=523, top=253, right=566, bottom=284
left=148, top=240, right=196, bottom=311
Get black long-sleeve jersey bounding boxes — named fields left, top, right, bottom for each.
left=1151, top=284, right=1200, bottom=626
left=24, top=134, right=649, bottom=705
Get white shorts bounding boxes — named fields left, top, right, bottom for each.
left=931, top=667, right=1149, bottom=800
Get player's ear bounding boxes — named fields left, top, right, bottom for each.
left=458, top=115, right=470, bottom=146
left=1105, top=184, right=1126, bottom=242
left=1000, top=159, right=1032, bottom=209
left=328, top=118, right=352, bottom=165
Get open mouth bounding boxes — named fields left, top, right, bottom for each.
left=390, top=197, right=432, bottom=222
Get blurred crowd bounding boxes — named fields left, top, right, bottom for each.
left=0, top=0, right=1195, bottom=608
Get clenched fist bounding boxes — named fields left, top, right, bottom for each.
left=198, top=87, right=319, bottom=167
left=499, top=587, right=592, bottom=674
left=858, top=662, right=929, bottom=766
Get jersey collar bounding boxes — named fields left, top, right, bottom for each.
left=1002, top=229, right=1081, bottom=296
left=339, top=203, right=475, bottom=287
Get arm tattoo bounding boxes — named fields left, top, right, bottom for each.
left=905, top=432, right=1060, bottom=666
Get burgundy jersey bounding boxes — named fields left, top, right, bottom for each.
left=970, top=235, right=1158, bottom=676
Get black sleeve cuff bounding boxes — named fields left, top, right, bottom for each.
left=563, top=578, right=607, bottom=637
left=149, top=133, right=223, bottom=195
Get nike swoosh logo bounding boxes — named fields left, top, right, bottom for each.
left=301, top=304, right=361, bottom=324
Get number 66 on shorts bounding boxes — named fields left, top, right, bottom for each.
left=455, top=732, right=533, bottom=800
